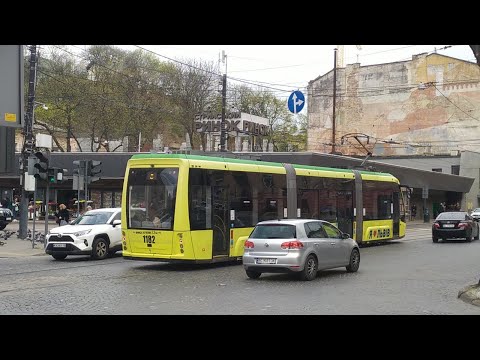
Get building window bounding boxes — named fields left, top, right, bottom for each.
left=432, top=168, right=442, bottom=173
left=451, top=165, right=460, bottom=175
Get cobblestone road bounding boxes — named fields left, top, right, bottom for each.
left=1, top=225, right=479, bottom=314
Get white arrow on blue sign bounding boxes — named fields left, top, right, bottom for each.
left=287, top=90, right=305, bottom=114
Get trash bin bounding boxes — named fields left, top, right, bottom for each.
left=423, top=208, right=430, bottom=223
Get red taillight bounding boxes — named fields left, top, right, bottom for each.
left=434, top=223, right=440, bottom=229
left=244, top=240, right=255, bottom=249
left=458, top=222, right=468, bottom=229
left=281, top=240, right=304, bottom=249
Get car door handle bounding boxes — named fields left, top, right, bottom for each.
left=330, top=242, right=336, bottom=245
left=314, top=243, right=319, bottom=246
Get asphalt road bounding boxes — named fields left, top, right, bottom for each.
left=1, top=225, right=479, bottom=314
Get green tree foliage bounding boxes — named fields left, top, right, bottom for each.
left=35, top=46, right=90, bottom=151
left=32, top=45, right=305, bottom=152
left=231, top=84, right=306, bottom=151
left=161, top=59, right=218, bottom=150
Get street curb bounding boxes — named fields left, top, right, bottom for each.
left=458, top=283, right=480, bottom=307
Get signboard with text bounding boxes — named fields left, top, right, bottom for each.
left=194, top=111, right=270, bottom=137
left=0, top=45, right=24, bottom=128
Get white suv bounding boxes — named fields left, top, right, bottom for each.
left=46, top=208, right=122, bottom=261
left=471, top=208, right=480, bottom=221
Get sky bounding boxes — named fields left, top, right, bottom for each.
left=115, top=45, right=476, bottom=99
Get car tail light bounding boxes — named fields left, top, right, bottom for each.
left=434, top=223, right=440, bottom=229
left=281, top=240, right=304, bottom=249
left=244, top=240, right=255, bottom=249
left=458, top=222, right=468, bottom=229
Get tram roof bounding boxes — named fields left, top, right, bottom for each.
left=130, top=153, right=394, bottom=177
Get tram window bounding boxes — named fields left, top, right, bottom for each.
left=363, top=181, right=395, bottom=220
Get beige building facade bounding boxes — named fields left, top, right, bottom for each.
left=307, top=53, right=480, bottom=156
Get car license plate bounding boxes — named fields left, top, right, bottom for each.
left=53, top=243, right=66, bottom=248
left=6, top=217, right=11, bottom=221
left=256, top=258, right=276, bottom=264
left=443, top=224, right=454, bottom=228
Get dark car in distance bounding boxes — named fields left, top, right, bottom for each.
left=432, top=211, right=479, bottom=243
left=0, top=208, right=14, bottom=230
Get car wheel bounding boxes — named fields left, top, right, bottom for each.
left=91, top=237, right=109, bottom=260
left=346, top=248, right=360, bottom=273
left=475, top=225, right=479, bottom=240
left=245, top=270, right=261, bottom=279
left=299, top=254, right=318, bottom=281
left=466, top=234, right=473, bottom=242
left=0, top=224, right=6, bottom=230
left=432, top=237, right=438, bottom=243
left=52, top=254, right=67, bottom=260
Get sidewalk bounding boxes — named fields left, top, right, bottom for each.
left=0, top=219, right=56, bottom=258
left=0, top=237, right=47, bottom=258
left=406, top=219, right=433, bottom=228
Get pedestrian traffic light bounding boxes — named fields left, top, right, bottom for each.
left=33, top=151, right=49, bottom=181
left=48, top=168, right=56, bottom=183
left=47, top=168, right=66, bottom=184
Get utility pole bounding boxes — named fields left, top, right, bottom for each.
left=220, top=74, right=227, bottom=152
left=44, top=164, right=50, bottom=248
left=19, top=45, right=38, bottom=239
left=85, top=160, right=89, bottom=202
left=219, top=51, right=227, bottom=152
left=331, top=48, right=337, bottom=155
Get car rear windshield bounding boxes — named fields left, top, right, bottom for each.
left=250, top=224, right=296, bottom=239
left=436, top=212, right=468, bottom=221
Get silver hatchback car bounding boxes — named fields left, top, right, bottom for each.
left=242, top=219, right=360, bottom=281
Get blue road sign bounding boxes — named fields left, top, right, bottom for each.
left=287, top=90, right=305, bottom=114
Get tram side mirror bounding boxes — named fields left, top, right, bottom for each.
left=112, top=219, right=121, bottom=227
left=238, top=236, right=249, bottom=245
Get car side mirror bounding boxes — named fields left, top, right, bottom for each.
left=112, top=219, right=121, bottom=227
left=342, top=233, right=350, bottom=239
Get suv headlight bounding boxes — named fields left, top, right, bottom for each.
left=74, top=229, right=92, bottom=237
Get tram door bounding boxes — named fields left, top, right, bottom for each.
left=336, top=181, right=354, bottom=237
left=212, top=186, right=229, bottom=257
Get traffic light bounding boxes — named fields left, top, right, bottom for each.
left=87, top=160, right=102, bottom=176
left=47, top=168, right=56, bottom=183
left=86, top=160, right=102, bottom=184
left=33, top=151, right=49, bottom=181
left=27, top=156, right=39, bottom=176
left=47, top=167, right=65, bottom=184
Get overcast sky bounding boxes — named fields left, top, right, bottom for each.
left=115, top=45, right=475, bottom=98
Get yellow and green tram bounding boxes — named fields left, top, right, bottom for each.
left=121, top=153, right=407, bottom=263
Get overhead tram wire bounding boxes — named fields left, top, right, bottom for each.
left=57, top=46, right=480, bottom=109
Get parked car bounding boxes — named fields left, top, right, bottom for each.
left=470, top=208, right=480, bottom=220
left=432, top=211, right=479, bottom=243
left=0, top=208, right=14, bottom=230
left=241, top=219, right=360, bottom=281
left=45, top=208, right=122, bottom=260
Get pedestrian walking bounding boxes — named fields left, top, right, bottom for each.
left=55, top=204, right=70, bottom=226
